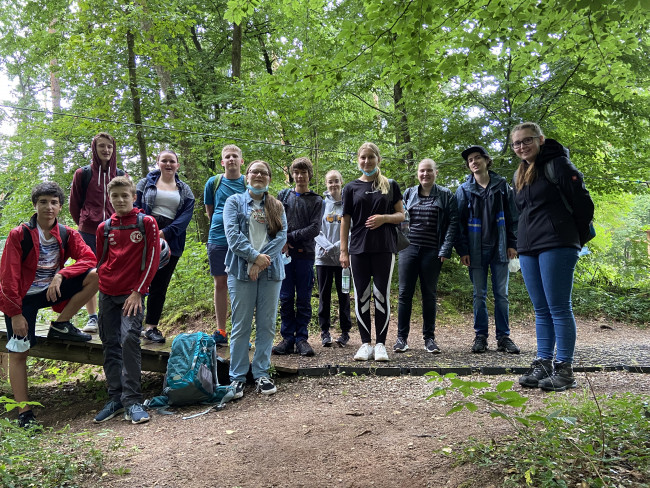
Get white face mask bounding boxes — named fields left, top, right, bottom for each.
left=7, top=335, right=31, bottom=353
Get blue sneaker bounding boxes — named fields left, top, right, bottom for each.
left=94, top=400, right=124, bottom=423
left=213, top=330, right=228, bottom=347
left=124, top=403, right=150, bottom=424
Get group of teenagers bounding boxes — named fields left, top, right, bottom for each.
left=0, top=121, right=594, bottom=429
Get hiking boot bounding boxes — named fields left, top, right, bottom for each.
left=296, top=340, right=315, bottom=357
left=471, top=334, right=488, bottom=353
left=18, top=410, right=41, bottom=430
left=424, top=337, right=441, bottom=354
left=231, top=380, right=245, bottom=399
left=144, top=327, right=165, bottom=344
left=255, top=376, right=277, bottom=395
left=393, top=337, right=409, bottom=353
left=354, top=343, right=373, bottom=361
left=272, top=339, right=294, bottom=355
left=519, top=358, right=553, bottom=388
left=321, top=331, right=333, bottom=347
left=497, top=336, right=520, bottom=354
left=83, top=315, right=98, bottom=333
left=124, top=403, right=150, bottom=424
left=373, top=343, right=389, bottom=362
left=539, top=361, right=578, bottom=392
left=213, top=329, right=228, bottom=348
left=335, top=332, right=350, bottom=347
left=94, top=400, right=124, bottom=423
left=47, top=321, right=92, bottom=342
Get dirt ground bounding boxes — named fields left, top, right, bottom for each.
left=14, top=317, right=650, bottom=488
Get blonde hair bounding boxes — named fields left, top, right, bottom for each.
left=325, top=169, right=343, bottom=183
left=419, top=158, right=437, bottom=171
left=512, top=122, right=544, bottom=191
left=221, top=144, right=242, bottom=160
left=107, top=175, right=136, bottom=196
left=246, top=160, right=284, bottom=239
left=357, top=142, right=389, bottom=194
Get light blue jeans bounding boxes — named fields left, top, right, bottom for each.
left=469, top=247, right=510, bottom=339
left=228, top=270, right=282, bottom=382
left=519, top=247, right=579, bottom=363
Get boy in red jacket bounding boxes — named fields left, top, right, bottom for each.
left=94, top=176, right=160, bottom=425
left=0, top=182, right=98, bottom=428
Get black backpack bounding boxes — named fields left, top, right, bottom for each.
left=96, top=214, right=148, bottom=271
left=21, top=224, right=68, bottom=262
left=78, top=165, right=126, bottom=209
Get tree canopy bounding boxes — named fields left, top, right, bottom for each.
left=0, top=0, right=649, bottom=235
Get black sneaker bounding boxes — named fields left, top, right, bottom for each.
left=272, top=339, right=294, bottom=355
left=424, top=337, right=441, bottom=354
left=539, top=361, right=578, bottom=392
left=321, top=331, right=333, bottom=347
left=471, top=334, right=488, bottom=353
left=47, top=321, right=92, bottom=342
left=144, top=327, right=165, bottom=344
left=231, top=380, right=245, bottom=399
left=335, top=333, right=350, bottom=347
left=18, top=410, right=41, bottom=430
left=497, top=336, right=520, bottom=354
left=296, top=340, right=315, bottom=357
left=393, top=337, right=409, bottom=352
left=519, top=358, right=553, bottom=388
left=255, top=376, right=277, bottom=395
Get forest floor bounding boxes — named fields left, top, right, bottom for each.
left=7, top=315, right=650, bottom=488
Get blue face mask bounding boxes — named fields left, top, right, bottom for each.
left=361, top=167, right=378, bottom=177
left=7, top=335, right=30, bottom=353
left=247, top=184, right=268, bottom=195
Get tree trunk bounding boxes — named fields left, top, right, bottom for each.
left=126, top=29, right=148, bottom=177
left=232, top=23, right=242, bottom=79
left=49, top=19, right=64, bottom=180
left=393, top=81, right=414, bottom=182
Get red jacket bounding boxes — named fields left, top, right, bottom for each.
left=69, top=136, right=123, bottom=234
left=0, top=215, right=97, bottom=318
left=96, top=208, right=160, bottom=296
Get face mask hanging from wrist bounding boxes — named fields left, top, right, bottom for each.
left=7, top=335, right=31, bottom=353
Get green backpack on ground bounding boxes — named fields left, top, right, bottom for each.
left=148, top=332, right=234, bottom=409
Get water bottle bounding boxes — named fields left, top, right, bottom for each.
left=341, top=267, right=350, bottom=294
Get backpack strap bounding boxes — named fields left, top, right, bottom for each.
left=21, top=223, right=68, bottom=262
left=212, top=174, right=224, bottom=205
left=137, top=213, right=147, bottom=272
left=96, top=218, right=113, bottom=269
left=543, top=162, right=573, bottom=215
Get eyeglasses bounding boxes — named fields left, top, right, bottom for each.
left=510, top=136, right=540, bottom=149
left=248, top=170, right=270, bottom=177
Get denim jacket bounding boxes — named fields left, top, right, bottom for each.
left=402, top=184, right=459, bottom=259
left=454, top=171, right=518, bottom=268
left=223, top=192, right=288, bottom=281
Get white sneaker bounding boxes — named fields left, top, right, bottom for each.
left=373, top=343, right=389, bottom=362
left=354, top=343, right=374, bottom=361
left=83, top=316, right=98, bottom=333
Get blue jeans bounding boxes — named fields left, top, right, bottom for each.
left=228, top=270, right=282, bottom=382
left=469, top=247, right=510, bottom=338
left=279, top=258, right=315, bottom=344
left=519, top=248, right=579, bottom=363
left=397, top=245, right=442, bottom=341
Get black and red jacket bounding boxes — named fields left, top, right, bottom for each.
left=0, top=215, right=97, bottom=317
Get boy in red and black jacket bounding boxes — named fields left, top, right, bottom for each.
left=0, top=182, right=98, bottom=428
left=94, top=176, right=160, bottom=425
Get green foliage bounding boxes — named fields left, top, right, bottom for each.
left=427, top=372, right=650, bottom=487
left=0, top=398, right=123, bottom=487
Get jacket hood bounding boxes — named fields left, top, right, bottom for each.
left=464, top=170, right=508, bottom=192
left=536, top=138, right=570, bottom=164
left=323, top=191, right=343, bottom=204
left=91, top=133, right=119, bottom=178
left=146, top=169, right=181, bottom=186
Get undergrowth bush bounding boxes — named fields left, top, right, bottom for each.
left=1, top=397, right=124, bottom=487
left=427, top=373, right=650, bottom=487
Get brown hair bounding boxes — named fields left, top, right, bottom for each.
left=107, top=175, right=136, bottom=196
left=246, top=160, right=284, bottom=239
left=157, top=150, right=178, bottom=163
left=357, top=142, right=389, bottom=194
left=512, top=122, right=544, bottom=191
left=290, top=157, right=314, bottom=181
